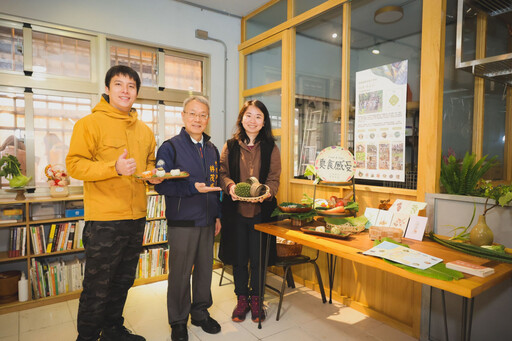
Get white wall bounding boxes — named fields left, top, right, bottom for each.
left=0, top=0, right=241, bottom=148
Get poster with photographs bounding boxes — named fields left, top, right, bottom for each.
left=354, top=60, right=407, bottom=182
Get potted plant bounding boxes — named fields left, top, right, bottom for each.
left=440, top=151, right=497, bottom=195
left=0, top=155, right=32, bottom=188
left=468, top=182, right=512, bottom=246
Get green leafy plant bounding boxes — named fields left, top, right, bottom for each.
left=475, top=181, right=512, bottom=216
left=440, top=152, right=497, bottom=195
left=0, top=154, right=32, bottom=188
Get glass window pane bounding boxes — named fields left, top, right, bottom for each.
left=245, top=89, right=281, bottom=131
left=246, top=0, right=287, bottom=40
left=246, top=42, right=282, bottom=89
left=294, top=6, right=343, bottom=178
left=133, top=102, right=158, bottom=139
left=33, top=94, right=91, bottom=186
left=32, top=31, right=91, bottom=79
left=0, top=25, right=23, bottom=72
left=0, top=91, right=26, bottom=187
left=482, top=81, right=506, bottom=180
left=486, top=11, right=509, bottom=57
left=164, top=104, right=183, bottom=140
left=109, top=45, right=157, bottom=87
left=349, top=0, right=422, bottom=189
left=460, top=2, right=477, bottom=62
left=294, top=0, right=326, bottom=16
left=442, top=0, right=474, bottom=162
left=164, top=55, right=202, bottom=92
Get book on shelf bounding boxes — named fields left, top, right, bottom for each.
left=446, top=260, right=495, bottom=277
left=146, top=195, right=166, bottom=219
left=7, top=226, right=26, bottom=257
left=28, top=221, right=85, bottom=255
left=135, top=245, right=169, bottom=279
left=30, top=257, right=85, bottom=299
left=46, top=224, right=57, bottom=253
left=67, top=222, right=76, bottom=250
left=143, top=220, right=167, bottom=244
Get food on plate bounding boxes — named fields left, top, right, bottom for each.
left=315, top=226, right=325, bottom=233
left=155, top=167, right=166, bottom=177
left=330, top=225, right=343, bottom=235
left=234, top=182, right=252, bottom=197
left=314, top=198, right=329, bottom=208
left=170, top=169, right=181, bottom=176
left=141, top=170, right=153, bottom=178
left=322, top=206, right=346, bottom=214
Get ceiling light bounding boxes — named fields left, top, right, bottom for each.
left=372, top=49, right=380, bottom=55
left=331, top=33, right=338, bottom=39
left=374, top=6, right=404, bottom=24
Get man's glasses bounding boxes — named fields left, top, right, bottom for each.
left=184, top=111, right=209, bottom=121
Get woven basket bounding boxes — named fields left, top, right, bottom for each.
left=276, top=243, right=303, bottom=258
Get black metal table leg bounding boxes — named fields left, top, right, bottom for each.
left=257, top=231, right=271, bottom=329
left=326, top=253, right=337, bottom=304
left=441, top=290, right=449, bottom=341
left=460, top=297, right=474, bottom=341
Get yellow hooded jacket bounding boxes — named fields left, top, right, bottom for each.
left=66, top=96, right=156, bottom=221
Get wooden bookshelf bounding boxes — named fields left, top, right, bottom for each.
left=0, top=192, right=170, bottom=315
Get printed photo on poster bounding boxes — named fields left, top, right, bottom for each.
left=354, top=60, right=407, bottom=182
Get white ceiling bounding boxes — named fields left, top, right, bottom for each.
left=175, top=0, right=270, bottom=18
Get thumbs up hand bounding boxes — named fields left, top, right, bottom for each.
left=115, top=149, right=137, bottom=175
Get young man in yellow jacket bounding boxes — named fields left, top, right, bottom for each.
left=66, top=65, right=161, bottom=341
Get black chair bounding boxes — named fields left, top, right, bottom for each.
left=267, top=249, right=327, bottom=320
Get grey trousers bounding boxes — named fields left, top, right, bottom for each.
left=167, top=225, right=214, bottom=326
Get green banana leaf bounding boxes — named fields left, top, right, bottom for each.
left=374, top=238, right=463, bottom=281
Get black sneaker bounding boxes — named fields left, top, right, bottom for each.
left=191, top=316, right=221, bottom=334
left=171, top=324, right=188, bottom=341
left=100, top=325, right=145, bottom=341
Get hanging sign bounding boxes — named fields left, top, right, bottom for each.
left=354, top=60, right=407, bottom=182
left=314, top=146, right=355, bottom=182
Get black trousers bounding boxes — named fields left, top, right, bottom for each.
left=76, top=218, right=145, bottom=341
left=233, top=214, right=262, bottom=297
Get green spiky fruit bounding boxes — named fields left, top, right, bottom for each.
left=234, top=182, right=252, bottom=197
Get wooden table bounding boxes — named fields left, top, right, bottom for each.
left=255, top=220, right=512, bottom=340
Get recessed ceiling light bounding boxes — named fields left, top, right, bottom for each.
left=331, top=33, right=338, bottom=39
left=374, top=6, right=404, bottom=24
left=372, top=49, right=380, bottom=55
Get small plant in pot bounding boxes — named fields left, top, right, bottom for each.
left=469, top=182, right=512, bottom=246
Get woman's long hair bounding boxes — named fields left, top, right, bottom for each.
left=234, top=100, right=275, bottom=144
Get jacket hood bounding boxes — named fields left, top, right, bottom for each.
left=92, top=94, right=138, bottom=125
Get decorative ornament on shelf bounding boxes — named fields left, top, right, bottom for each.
left=0, top=154, right=32, bottom=188
left=45, top=164, right=69, bottom=197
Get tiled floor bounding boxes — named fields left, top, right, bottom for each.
left=0, top=270, right=416, bottom=341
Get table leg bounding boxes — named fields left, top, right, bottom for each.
left=460, top=297, right=474, bottom=341
left=326, top=253, right=337, bottom=304
left=258, top=231, right=271, bottom=329
left=441, top=290, right=449, bottom=341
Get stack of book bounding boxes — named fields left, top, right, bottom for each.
left=8, top=226, right=27, bottom=257
left=30, top=221, right=85, bottom=255
left=146, top=195, right=165, bottom=219
left=135, top=246, right=169, bottom=279
left=143, top=220, right=167, bottom=244
left=30, top=257, right=85, bottom=299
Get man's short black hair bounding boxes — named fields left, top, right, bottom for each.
left=105, top=65, right=141, bottom=93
